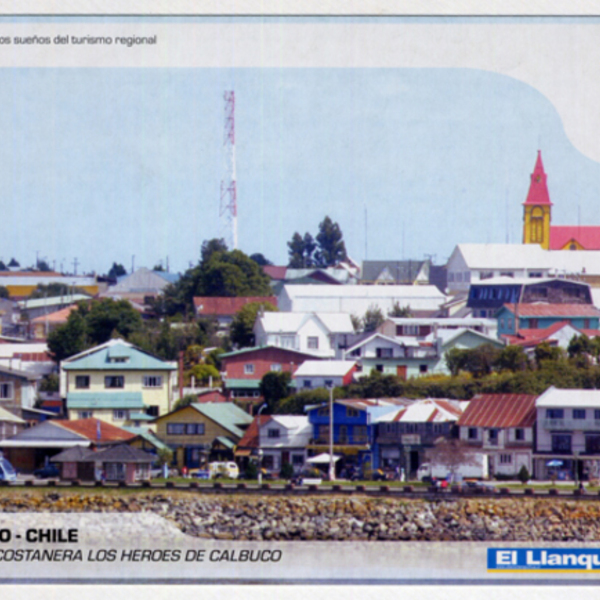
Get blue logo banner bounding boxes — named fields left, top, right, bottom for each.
left=488, top=548, right=600, bottom=572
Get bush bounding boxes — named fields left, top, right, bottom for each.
left=279, top=462, right=294, bottom=480
left=244, top=461, right=258, bottom=480
left=518, top=465, right=530, bottom=484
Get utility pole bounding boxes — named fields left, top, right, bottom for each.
left=220, top=91, right=238, bottom=250
left=72, top=257, right=79, bottom=276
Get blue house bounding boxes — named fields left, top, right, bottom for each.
left=496, top=303, right=600, bottom=337
left=306, top=399, right=407, bottom=473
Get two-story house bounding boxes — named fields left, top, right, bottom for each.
left=257, top=415, right=312, bottom=475
left=306, top=398, right=407, bottom=474
left=292, top=360, right=357, bottom=391
left=254, top=312, right=355, bottom=359
left=61, top=339, right=177, bottom=426
left=374, top=398, right=465, bottom=477
left=153, top=402, right=252, bottom=470
left=457, top=393, right=537, bottom=478
left=220, top=345, right=320, bottom=409
left=534, top=387, right=600, bottom=481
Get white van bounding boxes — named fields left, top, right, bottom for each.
left=208, top=461, right=239, bottom=479
left=0, top=457, right=17, bottom=482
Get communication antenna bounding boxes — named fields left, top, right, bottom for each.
left=220, top=91, right=238, bottom=250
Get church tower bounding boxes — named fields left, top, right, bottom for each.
left=523, top=150, right=552, bottom=249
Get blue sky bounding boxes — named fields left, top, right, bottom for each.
left=2, top=66, right=599, bottom=274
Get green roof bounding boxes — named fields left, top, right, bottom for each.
left=190, top=402, right=253, bottom=438
left=128, top=412, right=155, bottom=421
left=215, top=436, right=236, bottom=450
left=123, top=427, right=170, bottom=451
left=220, top=346, right=272, bottom=358
left=67, top=392, right=145, bottom=410
left=63, top=340, right=176, bottom=372
left=223, top=379, right=261, bottom=389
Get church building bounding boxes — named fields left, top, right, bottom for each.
left=523, top=151, right=600, bottom=250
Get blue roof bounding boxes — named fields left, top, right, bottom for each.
left=67, top=392, right=145, bottom=409
left=63, top=340, right=176, bottom=372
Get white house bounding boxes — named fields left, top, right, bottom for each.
left=253, top=312, right=355, bottom=358
left=534, top=387, right=600, bottom=481
left=259, top=415, right=312, bottom=475
left=277, top=284, right=447, bottom=316
left=292, top=360, right=357, bottom=391
left=379, top=316, right=497, bottom=339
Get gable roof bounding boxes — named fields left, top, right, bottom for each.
left=436, top=328, right=504, bottom=349
left=361, top=260, right=428, bottom=283
left=345, top=332, right=421, bottom=355
left=56, top=418, right=136, bottom=443
left=93, top=443, right=155, bottom=463
left=257, top=312, right=354, bottom=334
left=106, top=267, right=177, bottom=294
left=190, top=402, right=253, bottom=438
left=293, top=360, right=356, bottom=378
left=501, top=321, right=597, bottom=347
left=536, top=387, right=600, bottom=408
left=457, top=394, right=538, bottom=428
left=550, top=226, right=600, bottom=251
left=234, top=414, right=270, bottom=450
left=377, top=398, right=464, bottom=423
left=220, top=345, right=321, bottom=361
left=30, top=304, right=78, bottom=325
left=502, top=303, right=600, bottom=318
left=0, top=406, right=25, bottom=424
left=193, top=296, right=277, bottom=317
left=451, top=244, right=550, bottom=270
left=62, top=339, right=176, bottom=371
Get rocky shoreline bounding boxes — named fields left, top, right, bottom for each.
left=2, top=492, right=600, bottom=541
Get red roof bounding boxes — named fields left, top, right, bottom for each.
left=503, top=303, right=600, bottom=318
left=236, top=415, right=270, bottom=450
left=195, top=390, right=227, bottom=403
left=549, top=226, right=600, bottom=250
left=193, top=296, right=277, bottom=316
left=503, top=321, right=600, bottom=347
left=523, top=151, right=552, bottom=206
left=56, top=418, right=136, bottom=443
left=262, top=266, right=287, bottom=280
left=31, top=305, right=77, bottom=324
left=457, top=394, right=538, bottom=428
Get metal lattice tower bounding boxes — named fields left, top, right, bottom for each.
left=220, top=91, right=238, bottom=250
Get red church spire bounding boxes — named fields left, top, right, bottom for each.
left=523, top=150, right=552, bottom=206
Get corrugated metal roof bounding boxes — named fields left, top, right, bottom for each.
left=193, top=296, right=277, bottom=316
left=191, top=402, right=253, bottom=439
left=536, top=387, right=600, bottom=408
left=66, top=392, right=145, bottom=410
left=57, top=418, right=136, bottom=443
left=503, top=303, right=600, bottom=317
left=457, top=394, right=538, bottom=428
left=236, top=415, right=270, bottom=450
left=377, top=398, right=464, bottom=423
left=293, top=360, right=355, bottom=377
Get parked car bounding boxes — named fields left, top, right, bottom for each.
left=0, top=457, right=17, bottom=482
left=461, top=480, right=498, bottom=494
left=33, top=464, right=60, bottom=479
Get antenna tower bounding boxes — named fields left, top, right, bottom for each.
left=220, top=91, right=238, bottom=249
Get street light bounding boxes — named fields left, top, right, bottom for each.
left=257, top=403, right=267, bottom=485
left=328, top=384, right=335, bottom=482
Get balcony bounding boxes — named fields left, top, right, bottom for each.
left=541, top=418, right=600, bottom=431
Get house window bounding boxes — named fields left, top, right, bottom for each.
left=595, top=409, right=600, bottom=420
left=270, top=364, right=282, bottom=372
left=75, top=375, right=90, bottom=389
left=146, top=406, right=159, bottom=417
left=324, top=380, right=333, bottom=388
left=584, top=319, right=591, bottom=329
left=573, top=409, right=586, bottom=420
left=143, top=376, right=163, bottom=388
left=0, top=383, right=13, bottom=400
left=346, top=407, right=359, bottom=418
left=403, top=325, right=419, bottom=336
left=488, top=429, right=498, bottom=445
left=184, top=423, right=204, bottom=435
left=529, top=272, right=543, bottom=278
left=508, top=318, right=514, bottom=330
left=546, top=409, right=564, bottom=420
left=515, top=428, right=525, bottom=441
left=419, top=364, right=428, bottom=374
left=292, top=454, right=304, bottom=465
left=303, top=380, right=312, bottom=389
left=468, top=427, right=478, bottom=440
left=376, top=364, right=384, bottom=373
left=433, top=424, right=443, bottom=434
left=500, top=272, right=514, bottom=278
left=113, top=410, right=128, bottom=420
left=376, top=348, right=393, bottom=358
left=448, top=272, right=455, bottom=282
left=166, top=423, right=186, bottom=435
left=267, top=429, right=280, bottom=438
left=110, top=357, right=129, bottom=364
left=480, top=271, right=493, bottom=280
left=499, top=454, right=512, bottom=464
left=317, top=407, right=329, bottom=417
left=339, top=425, right=348, bottom=443
left=529, top=318, right=539, bottom=329
left=586, top=434, right=600, bottom=454
left=244, top=364, right=255, bottom=375
left=78, top=411, right=93, bottom=419
left=307, top=337, right=319, bottom=350
left=551, top=434, right=572, bottom=454
left=105, top=376, right=124, bottom=389
left=354, top=426, right=367, bottom=442
left=262, top=455, right=275, bottom=470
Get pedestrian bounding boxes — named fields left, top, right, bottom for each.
left=579, top=481, right=585, bottom=493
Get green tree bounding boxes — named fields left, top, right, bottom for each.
left=518, top=465, right=530, bottom=484
left=0, top=286, right=8, bottom=299
left=47, top=311, right=88, bottom=362
left=314, top=216, right=348, bottom=267
left=38, top=373, right=59, bottom=392
left=230, top=301, right=278, bottom=348
left=445, top=348, right=468, bottom=377
left=249, top=253, right=272, bottom=266
left=36, top=259, right=51, bottom=272
left=85, top=299, right=143, bottom=345
left=189, top=363, right=220, bottom=386
left=287, top=232, right=317, bottom=268
left=259, top=371, right=292, bottom=413
left=0, top=261, right=6, bottom=271
left=494, top=345, right=530, bottom=373
left=462, top=344, right=500, bottom=378
left=388, top=302, right=412, bottom=318
left=534, top=341, right=564, bottom=367
left=362, top=305, right=385, bottom=333
left=568, top=334, right=592, bottom=358
left=108, top=262, right=127, bottom=279
left=172, top=394, right=198, bottom=412
left=201, top=238, right=228, bottom=264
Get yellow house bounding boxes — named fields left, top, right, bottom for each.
left=153, top=402, right=252, bottom=470
left=61, top=339, right=177, bottom=427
